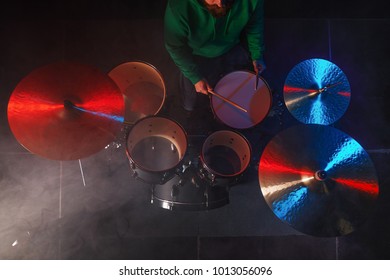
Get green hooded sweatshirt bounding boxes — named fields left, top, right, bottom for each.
left=164, top=0, right=265, bottom=85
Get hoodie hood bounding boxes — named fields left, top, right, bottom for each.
left=191, top=0, right=233, bottom=38
left=164, top=0, right=264, bottom=84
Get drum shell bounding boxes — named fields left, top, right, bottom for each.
left=126, top=116, right=188, bottom=185
left=108, top=61, right=166, bottom=124
left=198, top=161, right=242, bottom=187
left=198, top=130, right=252, bottom=187
left=151, top=167, right=229, bottom=211
left=126, top=156, right=179, bottom=185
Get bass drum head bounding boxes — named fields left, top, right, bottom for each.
left=109, top=61, right=166, bottom=124
left=200, top=130, right=251, bottom=178
left=126, top=116, right=187, bottom=173
left=212, top=70, right=272, bottom=129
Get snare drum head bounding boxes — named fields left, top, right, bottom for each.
left=212, top=71, right=272, bottom=129
left=109, top=61, right=166, bottom=124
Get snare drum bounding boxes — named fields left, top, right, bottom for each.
left=126, top=116, right=187, bottom=184
left=198, top=130, right=251, bottom=187
left=212, top=70, right=272, bottom=129
left=108, top=61, right=166, bottom=124
left=151, top=165, right=229, bottom=211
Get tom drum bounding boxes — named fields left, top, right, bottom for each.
left=198, top=130, right=251, bottom=187
left=109, top=61, right=166, bottom=124
left=126, top=116, right=187, bottom=184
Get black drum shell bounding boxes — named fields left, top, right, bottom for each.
left=151, top=167, right=229, bottom=211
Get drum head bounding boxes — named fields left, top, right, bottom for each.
left=109, top=61, right=166, bottom=124
left=126, top=117, right=187, bottom=172
left=212, top=71, right=272, bottom=129
left=201, top=130, right=251, bottom=178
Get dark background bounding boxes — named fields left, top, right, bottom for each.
left=0, top=0, right=389, bottom=19
left=0, top=0, right=389, bottom=259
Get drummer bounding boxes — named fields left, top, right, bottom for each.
left=164, top=0, right=266, bottom=112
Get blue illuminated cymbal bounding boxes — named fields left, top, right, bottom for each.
left=258, top=124, right=379, bottom=237
left=283, top=58, right=351, bottom=125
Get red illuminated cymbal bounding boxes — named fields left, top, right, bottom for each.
left=258, top=124, right=379, bottom=237
left=7, top=61, right=124, bottom=160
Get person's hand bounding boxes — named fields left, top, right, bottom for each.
left=194, top=79, right=212, bottom=95
left=253, top=59, right=266, bottom=75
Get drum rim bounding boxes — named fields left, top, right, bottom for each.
left=199, top=129, right=252, bottom=178
left=210, top=70, right=273, bottom=130
left=108, top=60, right=167, bottom=124
left=125, top=115, right=188, bottom=173
left=151, top=196, right=229, bottom=211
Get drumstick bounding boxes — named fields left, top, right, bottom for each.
left=255, top=71, right=259, bottom=90
left=208, top=90, right=248, bottom=113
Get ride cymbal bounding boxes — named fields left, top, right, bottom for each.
left=258, top=124, right=379, bottom=237
left=283, top=58, right=351, bottom=125
left=7, top=61, right=124, bottom=160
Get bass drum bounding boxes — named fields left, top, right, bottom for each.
left=108, top=61, right=166, bottom=125
left=211, top=70, right=272, bottom=129
left=198, top=130, right=251, bottom=187
left=126, top=116, right=187, bottom=185
left=151, top=165, right=229, bottom=211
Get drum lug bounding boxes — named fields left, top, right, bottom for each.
left=191, top=177, right=200, bottom=188
left=204, top=190, right=209, bottom=208
left=198, top=168, right=206, bottom=179
left=161, top=172, right=170, bottom=184
left=150, top=187, right=154, bottom=204
left=171, top=177, right=185, bottom=198
left=181, top=160, right=192, bottom=173
left=175, top=160, right=190, bottom=174
left=171, top=184, right=180, bottom=198
left=129, top=161, right=136, bottom=170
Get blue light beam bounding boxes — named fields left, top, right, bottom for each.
left=309, top=96, right=326, bottom=124
left=324, top=138, right=364, bottom=172
left=74, top=107, right=124, bottom=123
left=272, top=186, right=308, bottom=223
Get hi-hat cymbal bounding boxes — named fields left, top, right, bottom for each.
left=258, top=124, right=379, bottom=237
left=283, top=58, right=351, bottom=125
left=7, top=61, right=124, bottom=160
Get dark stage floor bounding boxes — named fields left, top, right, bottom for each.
left=0, top=3, right=389, bottom=260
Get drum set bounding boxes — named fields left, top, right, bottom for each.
left=6, top=58, right=380, bottom=237
left=7, top=60, right=272, bottom=212
left=118, top=63, right=268, bottom=211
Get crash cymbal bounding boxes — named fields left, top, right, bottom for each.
left=7, top=61, right=124, bottom=160
left=258, top=124, right=379, bottom=237
left=283, top=58, right=351, bottom=125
